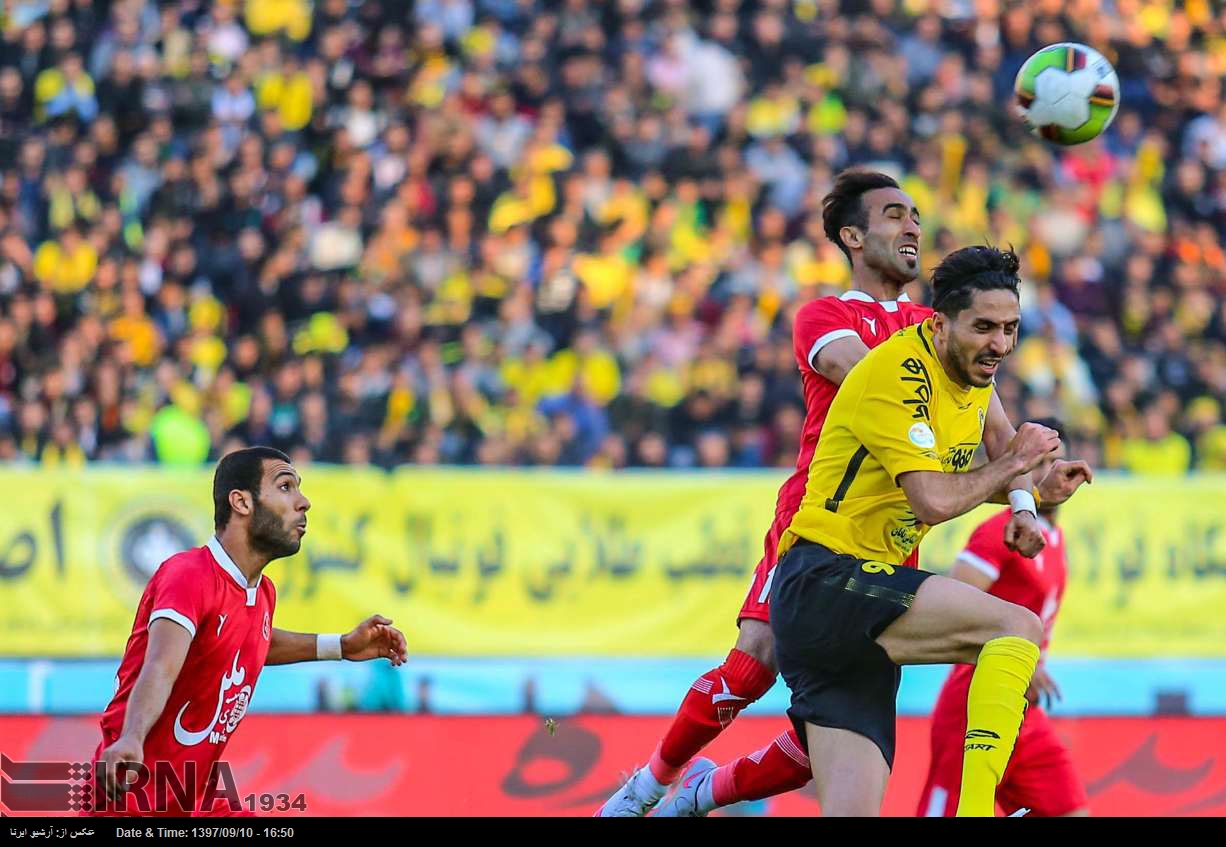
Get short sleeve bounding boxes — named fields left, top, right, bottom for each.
left=847, top=352, right=944, bottom=483
left=957, top=517, right=1011, bottom=583
left=794, top=298, right=859, bottom=372
left=147, top=561, right=207, bottom=639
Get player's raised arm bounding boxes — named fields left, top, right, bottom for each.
left=267, top=615, right=408, bottom=666
left=100, top=618, right=192, bottom=800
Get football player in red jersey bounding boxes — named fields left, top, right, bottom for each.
left=88, top=446, right=408, bottom=816
left=917, top=419, right=1089, bottom=817
left=600, top=171, right=1091, bottom=816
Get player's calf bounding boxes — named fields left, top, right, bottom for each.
left=650, top=645, right=776, bottom=784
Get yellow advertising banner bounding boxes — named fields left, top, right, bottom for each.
left=1, top=468, right=1223, bottom=657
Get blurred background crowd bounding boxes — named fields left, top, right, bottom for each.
left=1, top=0, right=1224, bottom=476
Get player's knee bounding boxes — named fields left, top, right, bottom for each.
left=718, top=641, right=778, bottom=703
left=998, top=605, right=1043, bottom=646
left=734, top=619, right=777, bottom=672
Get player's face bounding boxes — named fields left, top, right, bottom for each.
left=856, top=188, right=921, bottom=284
left=936, top=289, right=1020, bottom=388
left=249, top=461, right=310, bottom=559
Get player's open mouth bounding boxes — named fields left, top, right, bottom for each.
left=898, top=245, right=918, bottom=261
left=977, top=357, right=1000, bottom=373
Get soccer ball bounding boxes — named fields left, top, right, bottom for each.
left=1014, top=43, right=1120, bottom=145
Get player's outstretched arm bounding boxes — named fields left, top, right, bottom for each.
left=1036, top=459, right=1093, bottom=505
left=984, top=394, right=1092, bottom=505
left=267, top=615, right=407, bottom=666
left=100, top=619, right=192, bottom=800
left=900, top=423, right=1060, bottom=526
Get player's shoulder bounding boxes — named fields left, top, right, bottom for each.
left=858, top=320, right=928, bottom=370
left=899, top=301, right=934, bottom=323
left=153, top=545, right=216, bottom=583
left=795, top=294, right=853, bottom=324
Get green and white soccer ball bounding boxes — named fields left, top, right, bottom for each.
left=1014, top=42, right=1120, bottom=145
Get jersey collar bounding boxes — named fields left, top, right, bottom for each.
left=839, top=289, right=912, bottom=313
left=207, top=536, right=262, bottom=607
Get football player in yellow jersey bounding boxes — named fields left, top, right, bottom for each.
left=770, top=245, right=1087, bottom=817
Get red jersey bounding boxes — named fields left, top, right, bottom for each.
left=92, top=537, right=276, bottom=815
left=789, top=290, right=934, bottom=483
left=953, top=508, right=1067, bottom=655
left=741, top=290, right=931, bottom=621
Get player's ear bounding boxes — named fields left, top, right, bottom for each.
left=839, top=225, right=863, bottom=250
left=229, top=489, right=254, bottom=518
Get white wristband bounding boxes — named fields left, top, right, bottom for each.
left=316, top=633, right=343, bottom=661
left=1009, top=489, right=1038, bottom=517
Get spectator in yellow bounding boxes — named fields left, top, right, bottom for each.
left=489, top=171, right=554, bottom=234
left=33, top=224, right=98, bottom=294
left=256, top=53, right=313, bottom=131
left=1121, top=404, right=1192, bottom=476
left=246, top=0, right=312, bottom=41
left=1186, top=396, right=1226, bottom=471
left=41, top=419, right=86, bottom=468
left=109, top=289, right=162, bottom=368
left=573, top=229, right=634, bottom=312
left=35, top=53, right=98, bottom=124
left=47, top=166, right=102, bottom=231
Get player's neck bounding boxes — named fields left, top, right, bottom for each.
left=850, top=271, right=904, bottom=303
left=214, top=529, right=270, bottom=586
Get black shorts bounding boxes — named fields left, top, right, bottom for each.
left=769, top=539, right=934, bottom=769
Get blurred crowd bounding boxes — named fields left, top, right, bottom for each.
left=1, top=0, right=1225, bottom=476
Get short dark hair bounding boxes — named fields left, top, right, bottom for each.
left=931, top=245, right=1021, bottom=317
left=1028, top=417, right=1067, bottom=444
left=213, top=446, right=292, bottom=530
left=821, top=170, right=901, bottom=264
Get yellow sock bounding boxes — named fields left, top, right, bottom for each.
left=956, top=636, right=1039, bottom=817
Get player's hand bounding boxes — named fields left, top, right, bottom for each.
left=1004, top=511, right=1046, bottom=558
left=99, top=734, right=144, bottom=803
left=1026, top=664, right=1062, bottom=710
left=341, top=615, right=408, bottom=666
left=1005, top=422, right=1061, bottom=473
left=1036, top=459, right=1093, bottom=506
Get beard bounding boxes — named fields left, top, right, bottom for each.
left=248, top=497, right=301, bottom=560
left=945, top=333, right=988, bottom=387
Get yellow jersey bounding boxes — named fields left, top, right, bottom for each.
left=782, top=318, right=994, bottom=565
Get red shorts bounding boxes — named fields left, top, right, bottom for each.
left=738, top=519, right=921, bottom=625
left=84, top=741, right=254, bottom=817
left=738, top=518, right=789, bottom=624
left=917, top=666, right=1088, bottom=817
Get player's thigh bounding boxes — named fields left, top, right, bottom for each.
left=997, top=711, right=1089, bottom=817
left=805, top=723, right=889, bottom=817
left=875, top=573, right=1042, bottom=665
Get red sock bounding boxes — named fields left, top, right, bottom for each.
left=647, top=649, right=776, bottom=783
left=711, top=728, right=812, bottom=806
